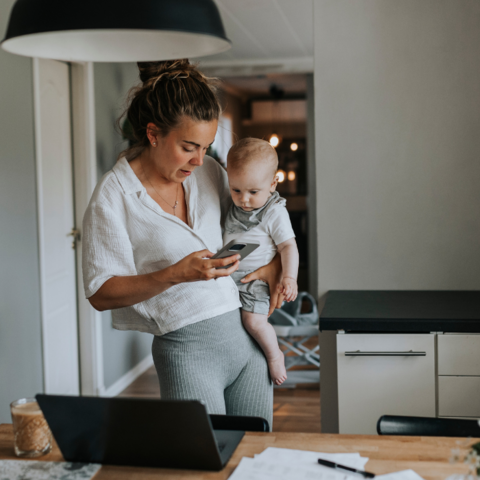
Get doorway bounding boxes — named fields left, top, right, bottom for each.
left=210, top=73, right=316, bottom=294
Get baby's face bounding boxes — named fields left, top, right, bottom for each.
left=227, top=165, right=278, bottom=211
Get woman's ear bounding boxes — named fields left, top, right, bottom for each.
left=146, top=122, right=159, bottom=147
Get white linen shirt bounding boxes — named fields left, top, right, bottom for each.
left=82, top=156, right=241, bottom=335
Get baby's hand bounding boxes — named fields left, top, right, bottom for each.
left=281, top=277, right=298, bottom=302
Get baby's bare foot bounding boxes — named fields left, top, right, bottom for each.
left=268, top=350, right=287, bottom=386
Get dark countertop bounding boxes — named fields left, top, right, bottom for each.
left=319, top=290, right=480, bottom=333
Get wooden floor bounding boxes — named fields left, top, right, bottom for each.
left=119, top=366, right=321, bottom=433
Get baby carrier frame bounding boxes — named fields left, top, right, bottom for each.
left=269, top=292, right=320, bottom=388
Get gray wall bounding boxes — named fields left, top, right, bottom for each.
left=93, top=63, right=152, bottom=391
left=0, top=0, right=44, bottom=423
left=315, top=0, right=480, bottom=433
left=314, top=0, right=480, bottom=304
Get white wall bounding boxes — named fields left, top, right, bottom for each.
left=0, top=0, right=44, bottom=422
left=314, top=0, right=480, bottom=304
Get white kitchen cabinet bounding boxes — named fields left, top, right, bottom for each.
left=437, top=334, right=480, bottom=418
left=319, top=291, right=480, bottom=435
left=438, top=334, right=480, bottom=376
left=337, top=334, right=436, bottom=434
left=438, top=376, right=480, bottom=417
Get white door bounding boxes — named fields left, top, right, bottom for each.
left=33, top=58, right=79, bottom=395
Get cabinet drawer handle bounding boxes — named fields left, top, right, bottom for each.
left=345, top=350, right=426, bottom=356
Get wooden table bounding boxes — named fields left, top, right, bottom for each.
left=0, top=424, right=475, bottom=480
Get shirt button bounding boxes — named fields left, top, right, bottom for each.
left=231, top=288, right=236, bottom=294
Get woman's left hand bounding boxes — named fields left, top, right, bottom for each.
left=240, top=253, right=284, bottom=316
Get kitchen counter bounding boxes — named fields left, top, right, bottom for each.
left=320, top=290, right=480, bottom=332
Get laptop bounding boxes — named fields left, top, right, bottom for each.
left=36, top=394, right=245, bottom=471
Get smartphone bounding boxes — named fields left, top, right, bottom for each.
left=211, top=240, right=260, bottom=269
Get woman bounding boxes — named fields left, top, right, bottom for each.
left=82, top=59, right=283, bottom=429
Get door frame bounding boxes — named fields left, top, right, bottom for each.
left=70, top=62, right=104, bottom=396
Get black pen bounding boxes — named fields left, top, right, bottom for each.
left=318, top=458, right=376, bottom=478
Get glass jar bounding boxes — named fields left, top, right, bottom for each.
left=10, top=398, right=52, bottom=457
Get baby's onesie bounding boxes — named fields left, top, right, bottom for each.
left=223, top=192, right=295, bottom=315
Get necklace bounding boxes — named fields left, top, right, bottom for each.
left=140, top=159, right=179, bottom=216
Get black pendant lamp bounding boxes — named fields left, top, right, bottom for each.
left=1, top=0, right=231, bottom=62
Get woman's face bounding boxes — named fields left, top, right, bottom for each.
left=147, top=117, right=218, bottom=183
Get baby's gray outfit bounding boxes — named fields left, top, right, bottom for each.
left=230, top=271, right=270, bottom=315
left=224, top=192, right=291, bottom=316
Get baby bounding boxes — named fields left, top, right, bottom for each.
left=224, top=138, right=299, bottom=385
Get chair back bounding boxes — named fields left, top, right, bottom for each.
left=209, top=414, right=269, bottom=432
left=269, top=291, right=318, bottom=326
left=377, top=415, right=480, bottom=437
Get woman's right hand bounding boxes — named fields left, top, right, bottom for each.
left=172, top=249, right=240, bottom=283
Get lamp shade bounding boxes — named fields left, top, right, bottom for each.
left=1, top=0, right=231, bottom=62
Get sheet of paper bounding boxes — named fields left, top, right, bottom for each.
left=229, top=448, right=427, bottom=480
left=228, top=456, right=356, bottom=480
left=376, top=470, right=426, bottom=480
left=0, top=460, right=101, bottom=480
left=254, top=447, right=369, bottom=470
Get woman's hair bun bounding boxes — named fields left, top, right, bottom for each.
left=117, top=58, right=221, bottom=161
left=137, top=59, right=200, bottom=86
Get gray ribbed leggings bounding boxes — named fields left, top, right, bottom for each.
left=152, top=308, right=273, bottom=430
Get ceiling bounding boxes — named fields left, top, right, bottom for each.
left=197, top=0, right=313, bottom=77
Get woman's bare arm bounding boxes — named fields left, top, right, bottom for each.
left=240, top=253, right=284, bottom=316
left=89, top=270, right=172, bottom=311
left=88, top=250, right=240, bottom=311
